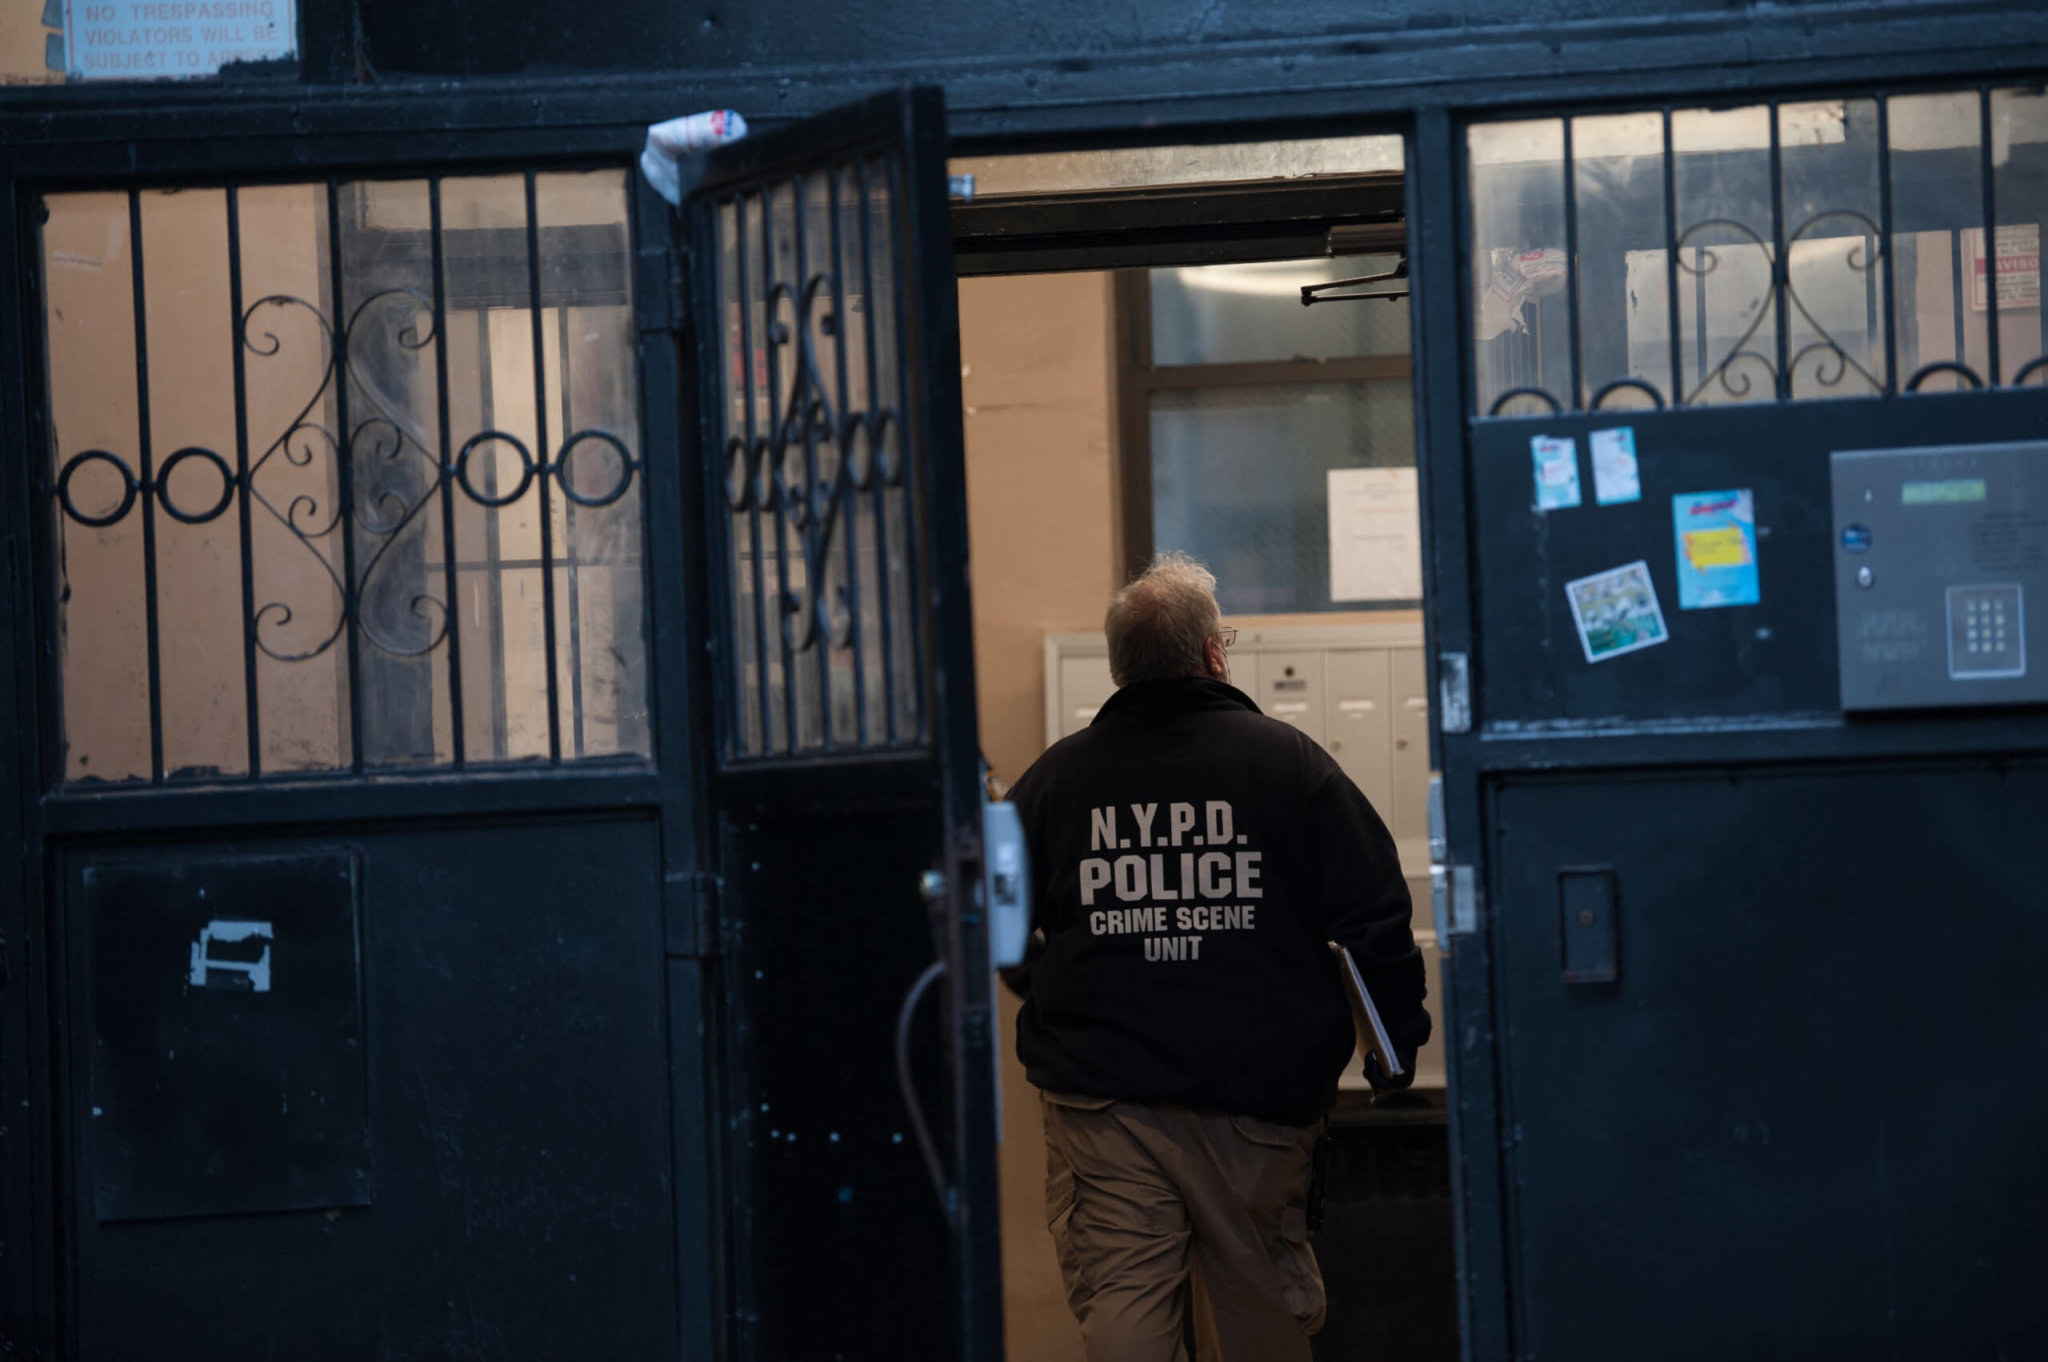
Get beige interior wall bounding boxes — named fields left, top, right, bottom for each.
left=960, top=269, right=1114, bottom=1362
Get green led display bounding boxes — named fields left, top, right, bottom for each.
left=1901, top=477, right=1988, bottom=506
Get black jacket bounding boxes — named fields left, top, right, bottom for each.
left=1005, top=676, right=1430, bottom=1126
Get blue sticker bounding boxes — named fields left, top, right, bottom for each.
left=1531, top=435, right=1582, bottom=511
left=1673, top=489, right=1761, bottom=610
left=1842, top=523, right=1872, bottom=553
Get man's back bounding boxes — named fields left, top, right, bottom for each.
left=1008, top=674, right=1428, bottom=1126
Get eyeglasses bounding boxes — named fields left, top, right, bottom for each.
left=1217, top=627, right=1238, bottom=650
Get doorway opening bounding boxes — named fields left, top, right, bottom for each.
left=945, top=131, right=1456, bottom=1362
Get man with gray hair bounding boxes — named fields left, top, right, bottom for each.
left=1004, top=552, right=1429, bottom=1362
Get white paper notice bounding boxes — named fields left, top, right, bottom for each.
left=1589, top=426, right=1642, bottom=505
left=1328, top=467, right=1423, bottom=602
left=64, top=0, right=295, bottom=80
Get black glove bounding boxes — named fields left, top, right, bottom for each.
left=1364, top=1046, right=1418, bottom=1093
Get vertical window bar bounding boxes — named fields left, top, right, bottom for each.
left=325, top=179, right=366, bottom=773
left=734, top=194, right=773, bottom=756
left=1662, top=108, right=1683, bottom=408
left=478, top=307, right=509, bottom=753
left=557, top=302, right=585, bottom=758
left=1561, top=117, right=1584, bottom=410
left=790, top=169, right=833, bottom=749
left=761, top=182, right=799, bottom=753
left=126, top=189, right=165, bottom=783
left=523, top=171, right=562, bottom=763
left=1694, top=255, right=1709, bottom=392
left=1952, top=232, right=1969, bottom=363
left=1979, top=86, right=2002, bottom=386
left=883, top=151, right=927, bottom=740
left=225, top=185, right=262, bottom=775
left=1768, top=102, right=1791, bottom=401
left=1877, top=96, right=1900, bottom=394
left=428, top=177, right=466, bottom=766
left=827, top=162, right=870, bottom=746
left=856, top=158, right=899, bottom=744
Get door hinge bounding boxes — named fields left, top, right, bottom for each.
left=1438, top=651, right=1471, bottom=734
left=665, top=235, right=689, bottom=335
left=1430, top=863, right=1478, bottom=951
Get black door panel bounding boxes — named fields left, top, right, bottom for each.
left=66, top=817, right=675, bottom=1360
left=1494, top=765, right=2048, bottom=1359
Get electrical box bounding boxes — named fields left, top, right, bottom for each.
left=1833, top=439, right=2048, bottom=711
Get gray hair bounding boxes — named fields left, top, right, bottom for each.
left=1105, top=553, right=1223, bottom=686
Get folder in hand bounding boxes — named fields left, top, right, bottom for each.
left=1328, top=941, right=1405, bottom=1081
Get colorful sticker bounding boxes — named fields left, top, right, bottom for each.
left=1565, top=560, right=1670, bottom=663
left=1673, top=489, right=1761, bottom=609
left=1531, top=435, right=1582, bottom=511
left=1589, top=427, right=1642, bottom=505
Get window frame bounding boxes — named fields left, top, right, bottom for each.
left=1112, top=255, right=1418, bottom=603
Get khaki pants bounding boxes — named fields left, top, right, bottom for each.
left=1040, top=1090, right=1325, bottom=1362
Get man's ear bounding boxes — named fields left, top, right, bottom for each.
left=1203, top=638, right=1230, bottom=682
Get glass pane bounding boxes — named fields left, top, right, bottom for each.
left=338, top=179, right=448, bottom=769
left=1148, top=256, right=1409, bottom=365
left=1888, top=91, right=1991, bottom=392
left=949, top=136, right=1403, bottom=197
left=537, top=170, right=648, bottom=761
left=142, top=188, right=250, bottom=779
left=238, top=182, right=349, bottom=775
left=710, top=152, right=924, bottom=760
left=1468, top=120, right=1569, bottom=416
left=1572, top=112, right=1672, bottom=409
left=1992, top=87, right=2048, bottom=386
left=1778, top=99, right=1886, bottom=399
left=1150, top=381, right=1415, bottom=615
left=39, top=171, right=651, bottom=786
left=43, top=191, right=149, bottom=783
left=1672, top=105, right=1777, bottom=406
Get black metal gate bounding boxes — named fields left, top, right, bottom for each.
left=0, top=109, right=717, bottom=1359
left=683, top=86, right=1003, bottom=1362
left=1418, top=86, right=2048, bottom=1360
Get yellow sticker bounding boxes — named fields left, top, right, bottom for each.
left=1683, top=526, right=1752, bottom=570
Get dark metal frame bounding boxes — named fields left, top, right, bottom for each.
left=685, top=87, right=1001, bottom=1362
left=953, top=173, right=1404, bottom=276
left=0, top=115, right=720, bottom=1360
left=1438, top=79, right=2048, bottom=1362
left=0, top=20, right=2046, bottom=1362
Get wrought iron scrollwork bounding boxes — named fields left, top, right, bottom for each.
left=1589, top=377, right=1666, bottom=411
left=1486, top=386, right=1564, bottom=417
left=50, top=287, right=642, bottom=668
left=725, top=271, right=902, bottom=656
left=1904, top=361, right=1985, bottom=392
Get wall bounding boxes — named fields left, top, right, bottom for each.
left=0, top=0, right=59, bottom=84
left=960, top=268, right=1114, bottom=1362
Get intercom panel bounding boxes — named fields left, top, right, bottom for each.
left=1832, top=440, right=2048, bottom=711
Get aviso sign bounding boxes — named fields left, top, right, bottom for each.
left=63, top=0, right=296, bottom=79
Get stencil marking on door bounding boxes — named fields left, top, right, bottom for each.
left=189, top=920, right=274, bottom=992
